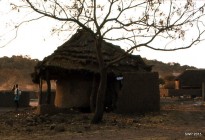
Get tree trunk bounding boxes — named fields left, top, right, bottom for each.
left=38, top=78, right=43, bottom=105
left=91, top=67, right=107, bottom=123
left=91, top=37, right=107, bottom=124
left=46, top=70, right=51, bottom=104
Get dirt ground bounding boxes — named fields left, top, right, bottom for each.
left=0, top=98, right=205, bottom=140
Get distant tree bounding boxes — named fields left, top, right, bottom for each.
left=7, top=0, right=205, bottom=123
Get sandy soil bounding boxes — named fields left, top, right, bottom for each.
left=0, top=98, right=205, bottom=140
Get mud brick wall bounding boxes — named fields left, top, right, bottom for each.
left=40, top=91, right=56, bottom=105
left=0, top=90, right=30, bottom=107
left=168, top=89, right=201, bottom=97
left=160, top=89, right=169, bottom=97
left=116, top=72, right=160, bottom=114
left=29, top=91, right=38, bottom=99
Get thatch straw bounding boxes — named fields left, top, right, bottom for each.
left=32, top=29, right=151, bottom=82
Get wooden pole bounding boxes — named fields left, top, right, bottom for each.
left=46, top=70, right=51, bottom=104
left=202, top=82, right=205, bottom=101
left=46, top=80, right=51, bottom=104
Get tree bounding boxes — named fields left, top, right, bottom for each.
left=8, top=0, right=205, bottom=123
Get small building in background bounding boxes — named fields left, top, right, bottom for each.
left=175, top=69, right=205, bottom=89
left=162, top=69, right=205, bottom=98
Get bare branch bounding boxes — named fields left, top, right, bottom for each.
left=10, top=0, right=205, bottom=68
left=0, top=16, right=45, bottom=48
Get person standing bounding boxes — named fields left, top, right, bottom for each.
left=14, top=84, right=21, bottom=111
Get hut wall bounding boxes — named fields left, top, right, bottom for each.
left=175, top=80, right=180, bottom=89
left=39, top=91, right=56, bottom=105
left=29, top=91, right=38, bottom=99
left=160, top=89, right=169, bottom=97
left=116, top=72, right=160, bottom=114
left=167, top=89, right=201, bottom=97
left=55, top=75, right=92, bottom=108
left=0, top=90, right=30, bottom=107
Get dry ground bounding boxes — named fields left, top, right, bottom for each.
left=0, top=98, right=205, bottom=140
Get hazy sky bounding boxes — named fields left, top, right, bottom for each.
left=1, top=0, right=205, bottom=69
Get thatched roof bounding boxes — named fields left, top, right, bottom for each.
left=32, top=29, right=151, bottom=82
left=176, top=69, right=205, bottom=88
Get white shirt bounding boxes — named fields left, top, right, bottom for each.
left=14, top=88, right=21, bottom=95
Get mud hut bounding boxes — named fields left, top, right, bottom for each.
left=175, top=69, right=205, bottom=89
left=32, top=29, right=159, bottom=113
